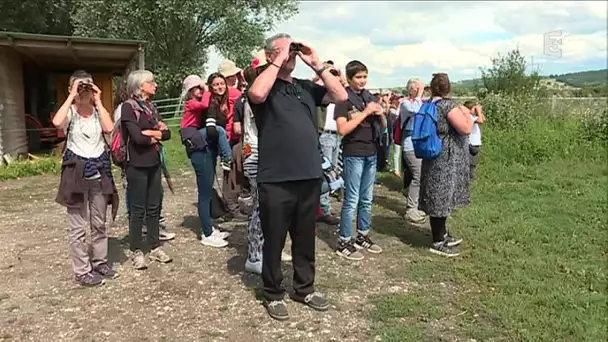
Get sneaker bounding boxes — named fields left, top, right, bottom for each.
left=264, top=300, right=289, bottom=321
left=212, top=227, right=231, bottom=240
left=281, top=251, right=292, bottom=262
left=159, top=228, right=176, bottom=241
left=354, top=234, right=383, bottom=254
left=316, top=214, right=340, bottom=225
left=131, top=250, right=148, bottom=270
left=335, top=239, right=364, bottom=261
left=444, top=233, right=462, bottom=247
left=220, top=159, right=232, bottom=171
left=429, top=240, right=460, bottom=257
left=149, top=247, right=173, bottom=263
left=93, top=264, right=119, bottom=279
left=290, top=292, right=329, bottom=312
left=75, top=272, right=105, bottom=287
left=200, top=233, right=229, bottom=248
left=245, top=259, right=262, bottom=275
left=405, top=209, right=426, bottom=223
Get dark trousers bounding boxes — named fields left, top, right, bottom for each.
left=258, top=178, right=322, bottom=301
left=126, top=164, right=162, bottom=251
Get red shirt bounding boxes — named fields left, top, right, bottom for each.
left=180, top=87, right=242, bottom=142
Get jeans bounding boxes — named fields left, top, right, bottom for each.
left=126, top=165, right=162, bottom=251
left=319, top=131, right=340, bottom=215
left=200, top=127, right=231, bottom=162
left=190, top=147, right=217, bottom=237
left=339, top=155, right=377, bottom=240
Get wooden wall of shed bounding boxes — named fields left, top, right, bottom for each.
left=0, top=47, right=27, bottom=158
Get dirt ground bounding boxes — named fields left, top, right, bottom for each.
left=0, top=171, right=419, bottom=342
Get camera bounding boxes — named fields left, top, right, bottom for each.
left=77, top=81, right=93, bottom=93
left=289, top=42, right=303, bottom=53
left=330, top=69, right=339, bottom=76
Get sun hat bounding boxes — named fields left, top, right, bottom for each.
left=181, top=75, right=203, bottom=98
left=218, top=60, right=242, bottom=77
left=251, top=50, right=268, bottom=69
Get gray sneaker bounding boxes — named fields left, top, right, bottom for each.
left=93, top=264, right=119, bottom=279
left=131, top=250, right=148, bottom=270
left=354, top=234, right=383, bottom=254
left=290, top=292, right=329, bottom=312
left=149, top=247, right=172, bottom=263
left=75, top=272, right=105, bottom=287
left=264, top=300, right=289, bottom=321
left=159, top=228, right=176, bottom=241
left=429, top=240, right=460, bottom=257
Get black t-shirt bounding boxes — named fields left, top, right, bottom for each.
left=334, top=90, right=377, bottom=157
left=250, top=78, right=326, bottom=183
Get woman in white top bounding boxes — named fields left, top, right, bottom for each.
left=52, top=70, right=116, bottom=287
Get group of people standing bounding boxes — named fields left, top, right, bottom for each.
left=52, top=32, right=484, bottom=321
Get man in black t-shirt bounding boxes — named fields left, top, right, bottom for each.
left=333, top=60, right=387, bottom=262
left=248, top=33, right=348, bottom=321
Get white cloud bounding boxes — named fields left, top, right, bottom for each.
left=207, top=1, right=608, bottom=88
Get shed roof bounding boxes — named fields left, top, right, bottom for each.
left=0, top=31, right=147, bottom=74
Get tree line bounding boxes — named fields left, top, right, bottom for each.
left=0, top=0, right=299, bottom=98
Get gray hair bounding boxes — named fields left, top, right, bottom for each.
left=264, top=33, right=292, bottom=53
left=406, top=78, right=422, bottom=95
left=126, top=70, right=155, bottom=97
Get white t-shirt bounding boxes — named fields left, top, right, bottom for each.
left=63, top=105, right=105, bottom=158
left=469, top=115, right=482, bottom=146
left=113, top=103, right=123, bottom=122
left=323, top=104, right=337, bottom=132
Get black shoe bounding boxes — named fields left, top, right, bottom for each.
left=354, top=234, right=383, bottom=253
left=444, top=233, right=462, bottom=247
left=290, top=292, right=329, bottom=312
left=316, top=214, right=339, bottom=225
left=264, top=300, right=289, bottom=321
left=429, top=240, right=460, bottom=257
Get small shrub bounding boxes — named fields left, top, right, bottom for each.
left=581, top=107, right=608, bottom=143
left=0, top=157, right=61, bottom=181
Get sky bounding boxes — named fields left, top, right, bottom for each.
left=207, top=1, right=608, bottom=89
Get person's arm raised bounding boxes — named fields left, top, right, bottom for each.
left=447, top=105, right=474, bottom=135
left=248, top=49, right=289, bottom=104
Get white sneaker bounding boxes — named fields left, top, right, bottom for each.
left=406, top=209, right=426, bottom=223
left=281, top=251, right=292, bottom=262
left=200, top=234, right=228, bottom=248
left=245, top=259, right=262, bottom=275
left=212, top=227, right=231, bottom=240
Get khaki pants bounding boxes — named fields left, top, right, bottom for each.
left=67, top=179, right=108, bottom=276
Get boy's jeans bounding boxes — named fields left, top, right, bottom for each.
left=339, top=155, right=377, bottom=240
left=200, top=126, right=232, bottom=162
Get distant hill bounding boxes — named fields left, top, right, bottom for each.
left=547, top=69, right=607, bottom=87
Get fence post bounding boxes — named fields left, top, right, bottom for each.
left=551, top=95, right=557, bottom=115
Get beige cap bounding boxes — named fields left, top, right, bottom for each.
left=218, top=60, right=242, bottom=77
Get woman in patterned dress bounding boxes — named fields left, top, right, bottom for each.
left=419, top=73, right=474, bottom=257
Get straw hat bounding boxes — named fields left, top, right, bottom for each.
left=218, top=60, right=242, bottom=77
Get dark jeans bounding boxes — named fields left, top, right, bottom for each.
left=259, top=178, right=322, bottom=301
left=126, top=164, right=162, bottom=251
left=126, top=178, right=164, bottom=222
left=190, top=147, right=217, bottom=237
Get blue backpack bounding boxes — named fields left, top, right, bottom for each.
left=411, top=100, right=442, bottom=159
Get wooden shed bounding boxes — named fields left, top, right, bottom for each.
left=0, top=32, right=146, bottom=162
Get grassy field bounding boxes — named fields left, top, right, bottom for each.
left=370, top=119, right=607, bottom=341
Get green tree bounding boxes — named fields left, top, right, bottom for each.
left=480, top=48, right=543, bottom=97
left=71, top=0, right=298, bottom=98
left=0, top=0, right=74, bottom=35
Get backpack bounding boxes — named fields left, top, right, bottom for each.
left=110, top=100, right=140, bottom=168
left=393, top=116, right=402, bottom=145
left=411, top=100, right=442, bottom=159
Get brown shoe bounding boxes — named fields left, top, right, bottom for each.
left=316, top=214, right=340, bottom=225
